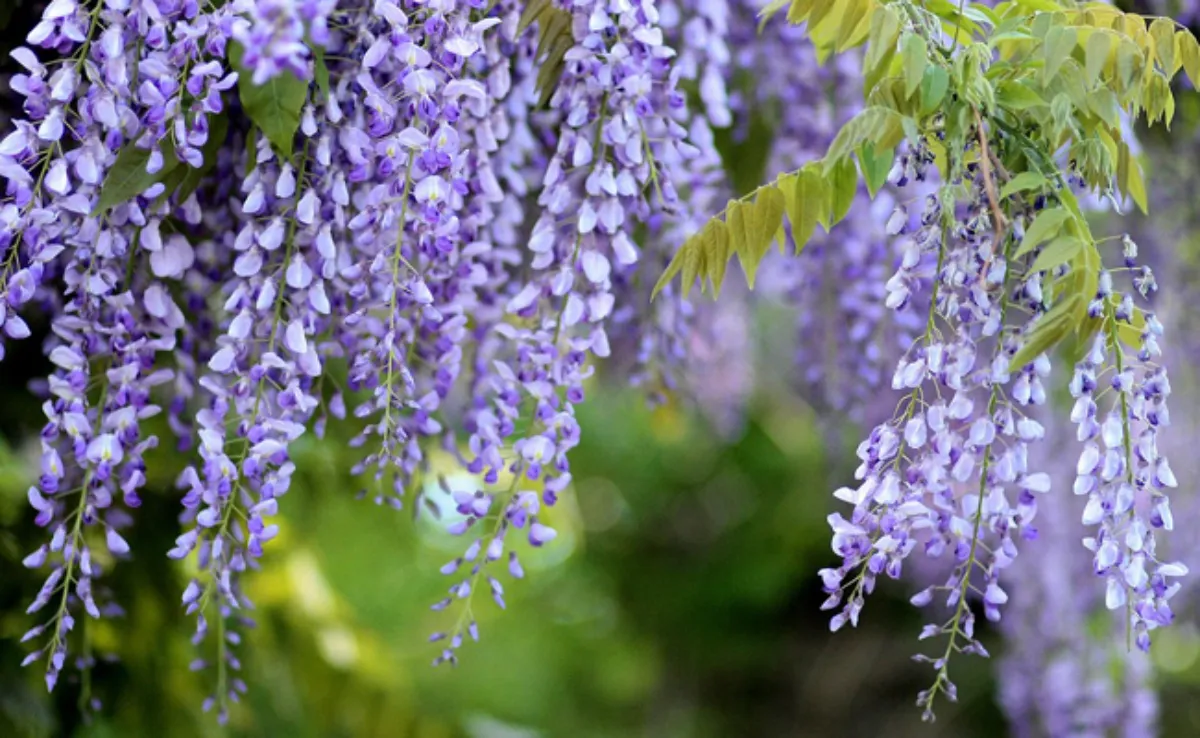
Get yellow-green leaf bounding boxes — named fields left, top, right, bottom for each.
left=728, top=188, right=786, bottom=288
left=1180, top=30, right=1200, bottom=89
left=836, top=0, right=871, bottom=51
left=1087, top=87, right=1120, bottom=129
left=679, top=229, right=708, bottom=299
left=864, top=6, right=902, bottom=83
left=1117, top=140, right=1148, bottom=214
left=776, top=166, right=826, bottom=251
left=1150, top=17, right=1177, bottom=75
left=902, top=34, right=928, bottom=98
left=806, top=0, right=838, bottom=33
left=827, top=157, right=858, bottom=226
left=1085, top=30, right=1111, bottom=85
left=1008, top=295, right=1083, bottom=369
left=1030, top=234, right=1084, bottom=273
left=1115, top=38, right=1142, bottom=94
left=759, top=0, right=789, bottom=27
left=825, top=106, right=905, bottom=166
left=653, top=245, right=688, bottom=300
left=1015, top=207, right=1071, bottom=257
left=1041, top=26, right=1077, bottom=86
left=999, top=171, right=1046, bottom=200
left=699, top=220, right=732, bottom=297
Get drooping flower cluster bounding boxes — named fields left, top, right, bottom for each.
left=3, top=0, right=700, bottom=715
left=428, top=0, right=701, bottom=663
left=1067, top=257, right=1185, bottom=653
left=818, top=134, right=1067, bottom=716
left=997, top=413, right=1159, bottom=737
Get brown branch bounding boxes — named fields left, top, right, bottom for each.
left=973, top=106, right=1008, bottom=241
left=973, top=107, right=1009, bottom=284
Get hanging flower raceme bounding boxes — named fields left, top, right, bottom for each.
left=997, top=414, right=1159, bottom=737
left=340, top=0, right=496, bottom=508
left=430, top=0, right=696, bottom=663
left=1068, top=261, right=1185, bottom=652
left=818, top=142, right=1059, bottom=715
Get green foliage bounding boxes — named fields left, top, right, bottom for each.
left=95, top=115, right=232, bottom=214
left=519, top=0, right=574, bottom=108
left=229, top=42, right=308, bottom=157
left=656, top=0, right=1200, bottom=366
left=93, top=144, right=181, bottom=215
left=308, top=35, right=331, bottom=100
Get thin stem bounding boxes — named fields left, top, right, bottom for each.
left=922, top=230, right=1016, bottom=720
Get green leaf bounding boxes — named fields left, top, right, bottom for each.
left=1008, top=295, right=1083, bottom=369
left=94, top=143, right=181, bottom=215
left=700, top=220, right=733, bottom=296
left=995, top=81, right=1046, bottom=110
left=244, top=125, right=259, bottom=178
left=1087, top=87, right=1120, bottom=129
left=902, top=34, right=928, bottom=98
left=919, top=65, right=950, bottom=115
left=229, top=41, right=308, bottom=157
left=825, top=106, right=905, bottom=166
left=728, top=187, right=786, bottom=288
left=1116, top=140, right=1148, bottom=214
left=826, top=157, right=858, bottom=226
left=1030, top=234, right=1083, bottom=273
left=864, top=6, right=902, bottom=85
left=1115, top=39, right=1142, bottom=94
left=1041, top=25, right=1077, bottom=86
left=519, top=0, right=551, bottom=32
left=835, top=0, right=870, bottom=51
left=1015, top=207, right=1070, bottom=257
left=311, top=40, right=330, bottom=100
left=1150, top=18, right=1177, bottom=75
left=776, top=165, right=826, bottom=252
left=999, top=171, right=1046, bottom=200
left=1085, top=30, right=1111, bottom=85
left=857, top=143, right=893, bottom=198
left=1180, top=30, right=1200, bottom=89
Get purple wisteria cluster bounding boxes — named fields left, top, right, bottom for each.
left=4, top=0, right=1198, bottom=728
left=997, top=413, right=1159, bottom=736
left=814, top=125, right=1185, bottom=715
left=4, top=0, right=709, bottom=720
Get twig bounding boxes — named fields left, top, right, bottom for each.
left=974, top=107, right=1008, bottom=283
left=973, top=107, right=1008, bottom=241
